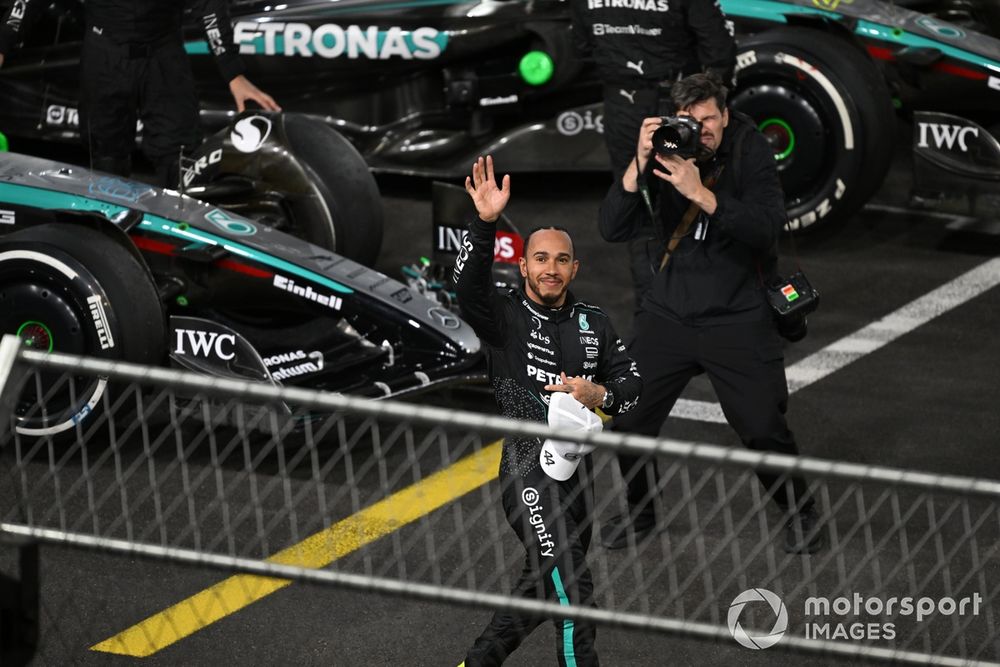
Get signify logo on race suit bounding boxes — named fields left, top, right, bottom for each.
left=234, top=21, right=448, bottom=60
left=521, top=487, right=555, bottom=558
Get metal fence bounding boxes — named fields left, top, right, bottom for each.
left=1, top=336, right=999, bottom=665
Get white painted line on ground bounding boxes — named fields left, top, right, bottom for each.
left=672, top=257, right=1000, bottom=424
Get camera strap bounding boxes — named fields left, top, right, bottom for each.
left=634, top=161, right=723, bottom=272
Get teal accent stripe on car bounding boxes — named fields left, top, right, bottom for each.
left=550, top=567, right=578, bottom=667
left=184, top=40, right=209, bottom=55
left=720, top=0, right=1000, bottom=71
left=0, top=181, right=354, bottom=294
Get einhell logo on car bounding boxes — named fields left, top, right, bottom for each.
left=917, top=123, right=979, bottom=152
left=86, top=295, right=115, bottom=350
left=234, top=22, right=448, bottom=60
left=273, top=275, right=343, bottom=310
left=174, top=329, right=236, bottom=360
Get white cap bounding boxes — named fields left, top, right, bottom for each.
left=539, top=392, right=603, bottom=481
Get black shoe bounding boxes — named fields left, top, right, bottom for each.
left=784, top=506, right=825, bottom=555
left=601, top=514, right=657, bottom=550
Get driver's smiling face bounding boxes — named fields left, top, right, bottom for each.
left=519, top=229, right=578, bottom=308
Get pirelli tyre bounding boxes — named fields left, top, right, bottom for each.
left=0, top=224, right=165, bottom=436
left=731, top=28, right=896, bottom=233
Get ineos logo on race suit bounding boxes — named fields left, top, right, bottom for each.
left=234, top=22, right=448, bottom=60
left=203, top=13, right=227, bottom=55
left=174, top=329, right=236, bottom=360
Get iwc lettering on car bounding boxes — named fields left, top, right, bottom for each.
left=917, top=122, right=979, bottom=152
left=0, top=209, right=14, bottom=225
left=86, top=295, right=115, bottom=350
left=205, top=208, right=257, bottom=236
left=203, top=13, right=227, bottom=55
left=174, top=329, right=235, bottom=360
left=182, top=149, right=223, bottom=187
left=269, top=351, right=325, bottom=381
left=586, top=0, right=669, bottom=12
left=556, top=110, right=604, bottom=136
left=520, top=488, right=554, bottom=558
left=231, top=116, right=272, bottom=153
left=274, top=274, right=343, bottom=310
left=234, top=22, right=448, bottom=60
left=787, top=178, right=846, bottom=231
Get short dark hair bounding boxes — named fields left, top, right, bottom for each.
left=523, top=225, right=575, bottom=257
left=670, top=71, right=728, bottom=114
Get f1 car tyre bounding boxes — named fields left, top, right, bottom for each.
left=281, top=114, right=384, bottom=266
left=731, top=28, right=896, bottom=233
left=0, top=223, right=165, bottom=436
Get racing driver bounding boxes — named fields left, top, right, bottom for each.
left=454, top=155, right=642, bottom=666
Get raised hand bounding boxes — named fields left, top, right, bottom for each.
left=464, top=155, right=511, bottom=223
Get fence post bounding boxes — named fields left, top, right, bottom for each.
left=0, top=533, right=39, bottom=667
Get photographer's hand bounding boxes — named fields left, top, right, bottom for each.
left=653, top=154, right=717, bottom=214
left=465, top=155, right=511, bottom=223
left=545, top=372, right=606, bottom=410
left=622, top=117, right=663, bottom=193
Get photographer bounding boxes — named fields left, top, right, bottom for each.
left=571, top=0, right=735, bottom=313
left=598, top=72, right=823, bottom=555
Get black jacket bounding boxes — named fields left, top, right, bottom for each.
left=454, top=217, right=642, bottom=476
left=599, top=111, right=785, bottom=325
left=571, top=0, right=735, bottom=86
left=0, top=0, right=245, bottom=82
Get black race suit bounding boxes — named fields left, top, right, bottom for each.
left=454, top=217, right=642, bottom=667
left=598, top=111, right=813, bottom=525
left=0, top=0, right=245, bottom=183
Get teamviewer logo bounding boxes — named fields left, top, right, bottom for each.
left=728, top=588, right=788, bottom=649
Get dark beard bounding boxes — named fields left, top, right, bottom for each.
left=527, top=277, right=564, bottom=306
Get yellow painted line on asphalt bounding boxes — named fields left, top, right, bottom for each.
left=91, top=440, right=503, bottom=657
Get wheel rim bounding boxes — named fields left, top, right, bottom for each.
left=16, top=320, right=55, bottom=353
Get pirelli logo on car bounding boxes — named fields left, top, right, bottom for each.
left=234, top=22, right=448, bottom=60
left=86, top=295, right=115, bottom=350
left=273, top=275, right=343, bottom=311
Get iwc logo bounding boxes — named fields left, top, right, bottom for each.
left=728, top=588, right=788, bottom=649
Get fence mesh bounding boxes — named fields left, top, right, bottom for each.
left=1, top=339, right=998, bottom=665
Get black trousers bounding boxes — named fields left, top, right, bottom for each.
left=601, top=83, right=673, bottom=313
left=465, top=461, right=599, bottom=666
left=613, top=311, right=813, bottom=521
left=80, top=30, right=202, bottom=186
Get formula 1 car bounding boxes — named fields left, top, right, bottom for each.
left=0, top=145, right=484, bottom=437
left=0, top=0, right=999, bottom=240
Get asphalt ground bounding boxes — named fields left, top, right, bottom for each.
left=2, top=127, right=1000, bottom=665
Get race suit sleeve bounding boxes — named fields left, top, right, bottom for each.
left=569, top=0, right=594, bottom=58
left=190, top=0, right=247, bottom=82
left=598, top=179, right=645, bottom=243
left=687, top=0, right=737, bottom=84
left=709, top=129, right=785, bottom=251
left=596, top=323, right=642, bottom=416
left=0, top=0, right=44, bottom=56
left=453, top=217, right=510, bottom=349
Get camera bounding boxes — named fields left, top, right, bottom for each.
left=652, top=116, right=702, bottom=159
